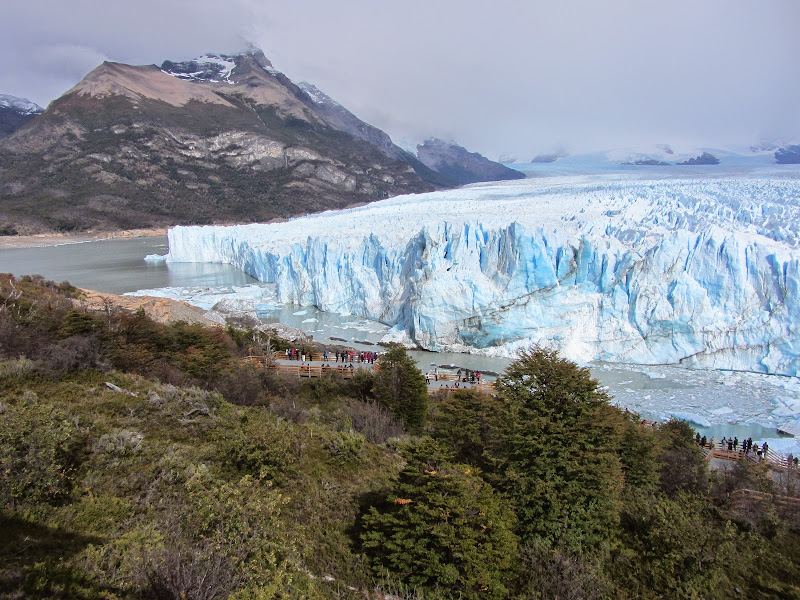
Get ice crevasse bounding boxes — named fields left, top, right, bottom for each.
left=165, top=175, right=800, bottom=375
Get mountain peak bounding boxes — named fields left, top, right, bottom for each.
left=416, top=138, right=526, bottom=185
left=63, top=61, right=234, bottom=108
left=160, top=48, right=280, bottom=85
left=0, top=93, right=44, bottom=139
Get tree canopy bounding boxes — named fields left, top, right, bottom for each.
left=361, top=439, right=518, bottom=599
left=373, top=343, right=428, bottom=430
left=495, top=346, right=625, bottom=549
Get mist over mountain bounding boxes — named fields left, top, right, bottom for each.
left=416, top=138, right=526, bottom=186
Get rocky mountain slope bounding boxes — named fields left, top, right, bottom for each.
left=0, top=50, right=435, bottom=234
left=296, top=82, right=454, bottom=187
left=416, top=138, right=526, bottom=186
left=0, top=94, right=43, bottom=139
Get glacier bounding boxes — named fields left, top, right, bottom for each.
left=164, top=171, right=800, bottom=376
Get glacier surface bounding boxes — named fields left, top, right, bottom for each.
left=164, top=172, right=800, bottom=375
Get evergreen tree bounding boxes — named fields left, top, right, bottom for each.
left=495, top=347, right=624, bottom=550
left=373, top=343, right=428, bottom=430
left=430, top=388, right=509, bottom=478
left=361, top=439, right=518, bottom=599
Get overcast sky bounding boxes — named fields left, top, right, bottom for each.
left=1, top=0, right=798, bottom=159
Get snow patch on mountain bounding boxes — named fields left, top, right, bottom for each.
left=297, top=82, right=337, bottom=107
left=161, top=54, right=237, bottom=84
left=163, top=170, right=800, bottom=375
left=0, top=94, right=44, bottom=115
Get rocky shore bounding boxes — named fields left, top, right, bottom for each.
left=0, top=228, right=167, bottom=249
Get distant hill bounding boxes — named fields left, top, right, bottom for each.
left=677, top=152, right=720, bottom=166
left=416, top=138, right=526, bottom=186
left=0, top=50, right=435, bottom=234
left=775, top=145, right=800, bottom=164
left=0, top=94, right=43, bottom=139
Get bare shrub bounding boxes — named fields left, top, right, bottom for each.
left=342, top=399, right=404, bottom=444
left=0, top=357, right=38, bottom=378
left=0, top=311, right=41, bottom=359
left=44, top=334, right=108, bottom=374
left=213, top=365, right=267, bottom=406
left=144, top=526, right=237, bottom=600
left=516, top=541, right=612, bottom=600
left=93, top=429, right=144, bottom=457
left=269, top=395, right=309, bottom=424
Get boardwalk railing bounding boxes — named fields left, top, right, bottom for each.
left=705, top=442, right=793, bottom=470
left=268, top=363, right=363, bottom=379
left=427, top=382, right=497, bottom=396
left=279, top=352, right=376, bottom=364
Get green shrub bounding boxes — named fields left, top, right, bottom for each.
left=221, top=410, right=298, bottom=482
left=325, top=431, right=365, bottom=463
left=0, top=400, right=85, bottom=507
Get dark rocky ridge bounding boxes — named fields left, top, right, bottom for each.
left=775, top=145, right=800, bottom=164
left=416, top=138, right=526, bottom=186
left=0, top=51, right=435, bottom=234
left=677, top=152, right=720, bottom=166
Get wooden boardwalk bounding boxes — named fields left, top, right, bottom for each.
left=640, top=420, right=797, bottom=472
left=242, top=354, right=497, bottom=394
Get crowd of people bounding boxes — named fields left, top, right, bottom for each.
left=282, top=347, right=379, bottom=365
left=694, top=433, right=798, bottom=467
left=424, top=368, right=483, bottom=386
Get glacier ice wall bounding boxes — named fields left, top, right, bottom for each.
left=165, top=174, right=800, bottom=375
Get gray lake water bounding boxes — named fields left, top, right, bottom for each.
left=1, top=236, right=797, bottom=450
left=0, top=237, right=255, bottom=294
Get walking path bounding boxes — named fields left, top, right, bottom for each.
left=244, top=353, right=497, bottom=395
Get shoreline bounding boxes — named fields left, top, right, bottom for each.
left=0, top=227, right=168, bottom=249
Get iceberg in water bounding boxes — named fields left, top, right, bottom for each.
left=164, top=173, right=800, bottom=375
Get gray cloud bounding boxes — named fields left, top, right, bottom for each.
left=2, top=0, right=798, bottom=159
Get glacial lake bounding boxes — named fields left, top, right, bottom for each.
left=2, top=235, right=797, bottom=452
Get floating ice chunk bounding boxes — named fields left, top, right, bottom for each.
left=710, top=407, right=735, bottom=415
left=144, top=254, right=167, bottom=262
left=302, top=318, right=318, bottom=323
left=771, top=395, right=800, bottom=418
left=778, top=418, right=800, bottom=436
left=664, top=411, right=712, bottom=427
left=293, top=310, right=308, bottom=316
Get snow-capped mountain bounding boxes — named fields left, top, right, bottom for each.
left=0, top=94, right=43, bottom=115
left=161, top=54, right=240, bottom=84
left=0, top=94, right=43, bottom=138
left=163, top=167, right=800, bottom=376
left=0, top=49, right=436, bottom=233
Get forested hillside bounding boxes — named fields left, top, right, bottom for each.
left=1, top=274, right=799, bottom=599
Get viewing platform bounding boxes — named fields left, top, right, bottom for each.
left=242, top=353, right=497, bottom=394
